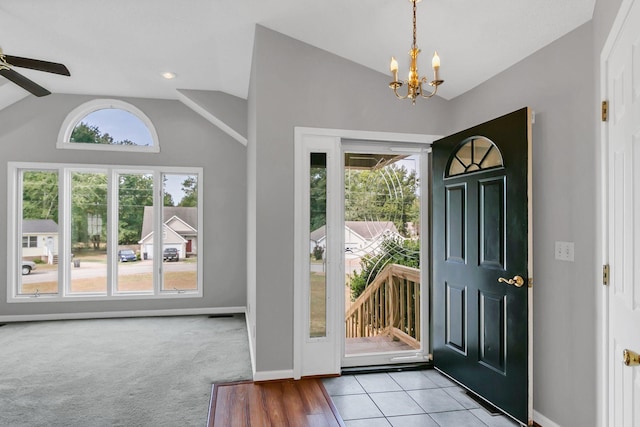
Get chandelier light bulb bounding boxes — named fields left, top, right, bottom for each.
left=432, top=52, right=440, bottom=69
left=390, top=57, right=398, bottom=73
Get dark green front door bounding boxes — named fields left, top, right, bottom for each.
left=432, top=108, right=532, bottom=426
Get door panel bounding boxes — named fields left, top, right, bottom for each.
left=445, top=184, right=466, bottom=263
left=606, top=1, right=640, bottom=425
left=432, top=108, right=532, bottom=425
left=445, top=283, right=466, bottom=354
left=479, top=177, right=505, bottom=269
left=478, top=291, right=506, bottom=373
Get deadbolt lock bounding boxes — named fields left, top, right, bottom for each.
left=623, top=349, right=640, bottom=367
left=498, top=275, right=525, bottom=288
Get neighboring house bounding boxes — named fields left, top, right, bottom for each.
left=309, top=225, right=327, bottom=254
left=310, top=221, right=401, bottom=258
left=22, top=219, right=58, bottom=264
left=138, top=207, right=198, bottom=260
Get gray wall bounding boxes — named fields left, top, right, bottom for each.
left=248, top=25, right=454, bottom=372
left=177, top=89, right=248, bottom=140
left=0, top=94, right=247, bottom=317
left=250, top=5, right=623, bottom=422
left=449, top=23, right=595, bottom=426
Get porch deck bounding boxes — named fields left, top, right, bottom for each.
left=345, top=335, right=416, bottom=355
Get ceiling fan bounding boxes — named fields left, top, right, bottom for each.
left=0, top=47, right=70, bottom=97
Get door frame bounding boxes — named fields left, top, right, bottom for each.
left=599, top=1, right=636, bottom=426
left=293, top=127, right=439, bottom=379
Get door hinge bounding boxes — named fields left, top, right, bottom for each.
left=602, top=100, right=609, bottom=122
left=603, top=264, right=610, bottom=286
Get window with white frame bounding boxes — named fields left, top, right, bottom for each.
left=22, top=236, right=38, bottom=248
left=57, top=99, right=160, bottom=153
left=7, top=162, right=202, bottom=302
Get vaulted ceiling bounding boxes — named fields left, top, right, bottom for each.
left=0, top=0, right=595, bottom=108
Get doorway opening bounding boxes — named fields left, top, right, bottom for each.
left=294, top=128, right=435, bottom=378
left=342, top=148, right=425, bottom=364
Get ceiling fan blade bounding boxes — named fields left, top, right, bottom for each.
left=4, top=55, right=70, bottom=76
left=0, top=68, right=51, bottom=97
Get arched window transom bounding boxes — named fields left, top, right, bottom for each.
left=446, top=137, right=503, bottom=177
left=58, top=99, right=160, bottom=153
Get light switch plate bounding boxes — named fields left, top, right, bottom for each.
left=555, top=241, right=575, bottom=262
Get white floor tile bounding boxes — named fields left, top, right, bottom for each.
left=368, top=391, right=425, bottom=417
left=331, top=393, right=384, bottom=420
left=355, top=373, right=403, bottom=393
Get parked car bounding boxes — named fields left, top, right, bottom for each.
left=163, top=247, right=179, bottom=262
left=22, top=260, right=36, bottom=275
left=118, top=249, right=137, bottom=262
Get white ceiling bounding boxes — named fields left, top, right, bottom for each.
left=0, top=0, right=595, bottom=103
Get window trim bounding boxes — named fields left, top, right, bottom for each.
left=7, top=162, right=202, bottom=303
left=57, top=99, right=161, bottom=153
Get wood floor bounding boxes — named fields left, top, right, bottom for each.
left=208, top=378, right=345, bottom=427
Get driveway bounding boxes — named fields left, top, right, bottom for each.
left=22, top=259, right=196, bottom=284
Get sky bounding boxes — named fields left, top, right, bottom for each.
left=77, top=108, right=194, bottom=203
left=163, top=174, right=190, bottom=205
left=80, top=108, right=153, bottom=146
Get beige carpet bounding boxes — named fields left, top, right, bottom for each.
left=0, top=315, right=252, bottom=427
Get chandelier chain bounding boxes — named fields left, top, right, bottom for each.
left=412, top=0, right=417, bottom=49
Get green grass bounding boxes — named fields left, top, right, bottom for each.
left=309, top=272, right=327, bottom=337
left=20, top=271, right=197, bottom=294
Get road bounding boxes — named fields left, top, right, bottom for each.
left=22, top=259, right=196, bottom=284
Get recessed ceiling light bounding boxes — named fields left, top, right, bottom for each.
left=162, top=72, right=177, bottom=80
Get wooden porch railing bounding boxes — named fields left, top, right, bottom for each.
left=345, top=263, right=420, bottom=349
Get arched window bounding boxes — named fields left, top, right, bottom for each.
left=446, top=136, right=503, bottom=177
left=58, top=99, right=160, bottom=153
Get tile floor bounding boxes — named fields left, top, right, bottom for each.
left=323, top=370, right=520, bottom=427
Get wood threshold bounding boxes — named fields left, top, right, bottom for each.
left=208, top=378, right=345, bottom=427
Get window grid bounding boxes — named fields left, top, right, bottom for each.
left=8, top=162, right=202, bottom=303
left=22, top=236, right=38, bottom=248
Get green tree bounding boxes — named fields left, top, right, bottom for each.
left=344, top=164, right=419, bottom=236
left=163, top=192, right=175, bottom=207
left=70, top=122, right=134, bottom=145
left=71, top=172, right=108, bottom=249
left=349, top=237, right=420, bottom=300
left=310, top=166, right=327, bottom=231
left=118, top=174, right=154, bottom=244
left=22, top=171, right=59, bottom=222
left=178, top=176, right=198, bottom=207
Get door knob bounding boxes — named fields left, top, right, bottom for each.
left=623, top=349, right=640, bottom=366
left=497, top=275, right=525, bottom=288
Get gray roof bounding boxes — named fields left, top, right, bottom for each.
left=310, top=221, right=399, bottom=241
left=140, top=206, right=198, bottom=239
left=310, top=225, right=326, bottom=243
left=23, top=219, right=58, bottom=234
left=346, top=221, right=398, bottom=240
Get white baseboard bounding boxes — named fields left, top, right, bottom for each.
left=534, top=410, right=562, bottom=427
left=245, top=313, right=257, bottom=376
left=252, top=369, right=294, bottom=382
left=0, top=306, right=246, bottom=323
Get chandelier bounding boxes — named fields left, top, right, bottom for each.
left=389, top=0, right=443, bottom=104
